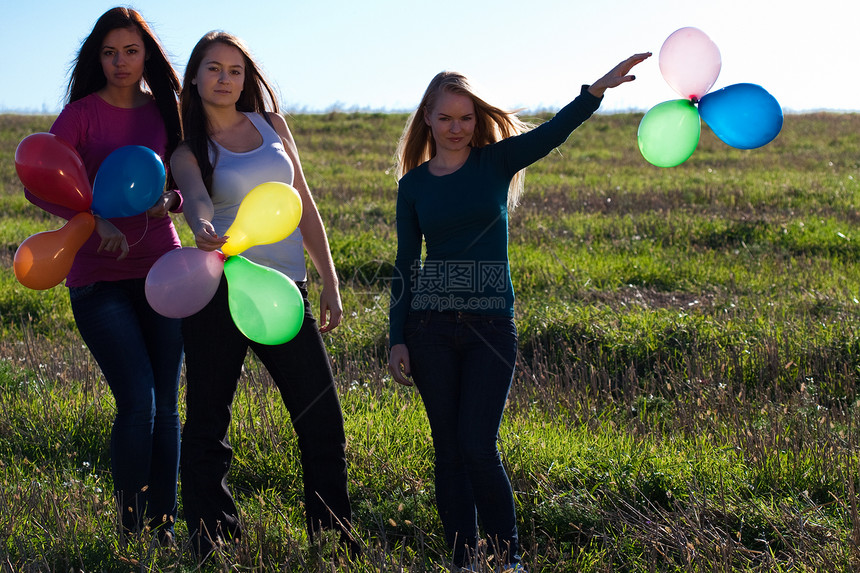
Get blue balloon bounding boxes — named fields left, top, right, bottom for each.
left=698, top=83, right=783, bottom=149
left=92, top=146, right=166, bottom=218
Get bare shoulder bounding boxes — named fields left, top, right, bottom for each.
left=268, top=112, right=302, bottom=161
left=267, top=112, right=292, bottom=139
left=170, top=142, right=197, bottom=167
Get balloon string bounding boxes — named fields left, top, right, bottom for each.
left=127, top=213, right=149, bottom=249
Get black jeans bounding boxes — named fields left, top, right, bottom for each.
left=180, top=276, right=352, bottom=555
left=405, top=310, right=520, bottom=567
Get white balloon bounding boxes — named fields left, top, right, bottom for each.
left=659, top=27, right=722, bottom=100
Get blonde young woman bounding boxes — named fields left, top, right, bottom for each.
left=388, top=53, right=651, bottom=570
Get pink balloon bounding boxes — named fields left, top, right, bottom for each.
left=145, top=247, right=225, bottom=318
left=659, top=27, right=721, bottom=101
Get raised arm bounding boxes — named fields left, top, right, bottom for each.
left=587, top=52, right=652, bottom=98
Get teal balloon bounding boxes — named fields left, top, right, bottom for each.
left=698, top=83, right=783, bottom=149
left=223, top=255, right=304, bottom=345
left=637, top=99, right=701, bottom=168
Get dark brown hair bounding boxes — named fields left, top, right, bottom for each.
left=67, top=7, right=182, bottom=157
left=179, top=31, right=279, bottom=192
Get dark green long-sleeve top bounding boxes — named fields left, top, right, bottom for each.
left=389, top=86, right=602, bottom=347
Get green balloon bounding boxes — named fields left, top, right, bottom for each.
left=223, top=255, right=304, bottom=345
left=637, top=99, right=701, bottom=168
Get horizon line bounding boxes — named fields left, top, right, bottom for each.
left=2, top=104, right=858, bottom=116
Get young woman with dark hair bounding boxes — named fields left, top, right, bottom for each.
left=24, top=7, right=185, bottom=543
left=171, top=31, right=355, bottom=560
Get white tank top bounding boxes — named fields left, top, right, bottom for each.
left=209, top=112, right=306, bottom=281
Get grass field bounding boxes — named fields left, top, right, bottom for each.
left=1, top=109, right=859, bottom=572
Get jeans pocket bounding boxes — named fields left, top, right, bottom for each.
left=403, top=311, right=426, bottom=340
left=68, top=282, right=98, bottom=303
left=487, top=317, right=518, bottom=341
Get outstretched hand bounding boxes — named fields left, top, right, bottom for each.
left=192, top=218, right=228, bottom=252
left=588, top=52, right=652, bottom=98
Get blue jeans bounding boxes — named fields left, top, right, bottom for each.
left=69, top=278, right=183, bottom=537
left=405, top=310, right=520, bottom=567
left=180, top=276, right=352, bottom=557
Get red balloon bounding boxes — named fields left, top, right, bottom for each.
left=13, top=212, right=95, bottom=290
left=15, top=132, right=93, bottom=212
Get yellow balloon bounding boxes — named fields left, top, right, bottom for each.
left=222, top=182, right=303, bottom=257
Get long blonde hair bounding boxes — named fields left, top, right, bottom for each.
left=394, top=71, right=532, bottom=211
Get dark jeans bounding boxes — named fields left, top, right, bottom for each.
left=180, top=276, right=352, bottom=556
left=69, top=278, right=183, bottom=536
left=405, top=310, right=520, bottom=567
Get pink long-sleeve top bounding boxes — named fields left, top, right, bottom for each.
left=24, top=93, right=182, bottom=287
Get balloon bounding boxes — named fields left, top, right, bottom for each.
left=91, top=145, right=166, bottom=218
left=637, top=99, right=701, bottom=168
left=15, top=132, right=92, bottom=212
left=145, top=247, right=225, bottom=318
left=659, top=27, right=722, bottom=101
left=13, top=212, right=95, bottom=290
left=221, top=182, right=303, bottom=257
left=223, top=255, right=304, bottom=345
left=698, top=83, right=784, bottom=149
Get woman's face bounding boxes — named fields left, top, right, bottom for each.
left=193, top=43, right=246, bottom=109
left=99, top=26, right=146, bottom=90
left=425, top=90, right=476, bottom=155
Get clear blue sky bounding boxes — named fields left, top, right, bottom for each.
left=2, top=0, right=855, bottom=114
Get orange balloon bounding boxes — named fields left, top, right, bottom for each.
left=14, top=212, right=95, bottom=290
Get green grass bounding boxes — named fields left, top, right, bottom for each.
left=1, top=110, right=859, bottom=571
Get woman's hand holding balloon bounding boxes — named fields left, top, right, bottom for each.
left=192, top=218, right=228, bottom=252
left=588, top=52, right=652, bottom=98
left=147, top=190, right=178, bottom=219
left=318, top=283, right=343, bottom=333
left=94, top=216, right=129, bottom=261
